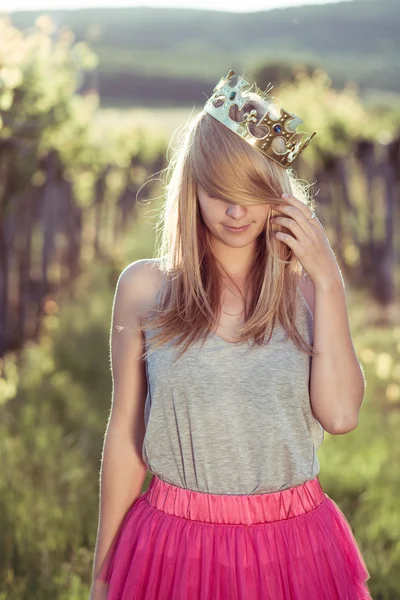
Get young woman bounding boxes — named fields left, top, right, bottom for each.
left=89, top=71, right=372, bottom=600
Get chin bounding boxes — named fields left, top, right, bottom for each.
left=222, top=235, right=255, bottom=248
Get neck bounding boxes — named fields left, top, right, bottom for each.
left=209, top=233, right=257, bottom=282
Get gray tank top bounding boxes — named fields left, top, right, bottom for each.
left=142, top=287, right=324, bottom=495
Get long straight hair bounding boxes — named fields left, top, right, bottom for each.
left=141, top=92, right=318, bottom=362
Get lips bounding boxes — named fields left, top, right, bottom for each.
left=223, top=224, right=251, bottom=232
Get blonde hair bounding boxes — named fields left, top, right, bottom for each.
left=142, top=92, right=318, bottom=362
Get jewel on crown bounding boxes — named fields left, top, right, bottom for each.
left=203, top=69, right=317, bottom=168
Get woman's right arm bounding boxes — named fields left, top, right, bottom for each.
left=89, top=260, right=152, bottom=599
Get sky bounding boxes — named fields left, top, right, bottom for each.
left=2, top=0, right=352, bottom=13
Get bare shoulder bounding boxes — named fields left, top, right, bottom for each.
left=117, top=257, right=166, bottom=315
left=299, top=271, right=315, bottom=318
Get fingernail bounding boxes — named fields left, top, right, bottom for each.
left=281, top=193, right=290, bottom=198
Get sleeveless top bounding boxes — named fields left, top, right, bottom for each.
left=142, top=287, right=324, bottom=495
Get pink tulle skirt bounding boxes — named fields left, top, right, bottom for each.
left=97, top=474, right=372, bottom=600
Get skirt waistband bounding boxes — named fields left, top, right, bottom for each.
left=144, top=475, right=327, bottom=526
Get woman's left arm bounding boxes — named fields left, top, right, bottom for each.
left=305, top=275, right=365, bottom=434
left=271, top=192, right=365, bottom=435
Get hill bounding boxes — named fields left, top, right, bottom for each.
left=8, top=0, right=400, bottom=107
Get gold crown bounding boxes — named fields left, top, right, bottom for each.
left=203, top=69, right=317, bottom=169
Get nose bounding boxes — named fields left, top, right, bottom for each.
left=226, top=203, right=248, bottom=219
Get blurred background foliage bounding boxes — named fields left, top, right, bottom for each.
left=0, top=3, right=399, bottom=598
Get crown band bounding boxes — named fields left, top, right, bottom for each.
left=203, top=70, right=317, bottom=169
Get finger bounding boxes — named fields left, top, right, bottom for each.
left=281, top=192, right=310, bottom=211
left=275, top=231, right=303, bottom=255
left=271, top=216, right=305, bottom=239
left=272, top=204, right=314, bottom=236
left=279, top=193, right=315, bottom=220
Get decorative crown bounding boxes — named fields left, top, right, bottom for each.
left=203, top=69, right=317, bottom=169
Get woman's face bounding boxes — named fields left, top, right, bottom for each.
left=196, top=183, right=270, bottom=248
